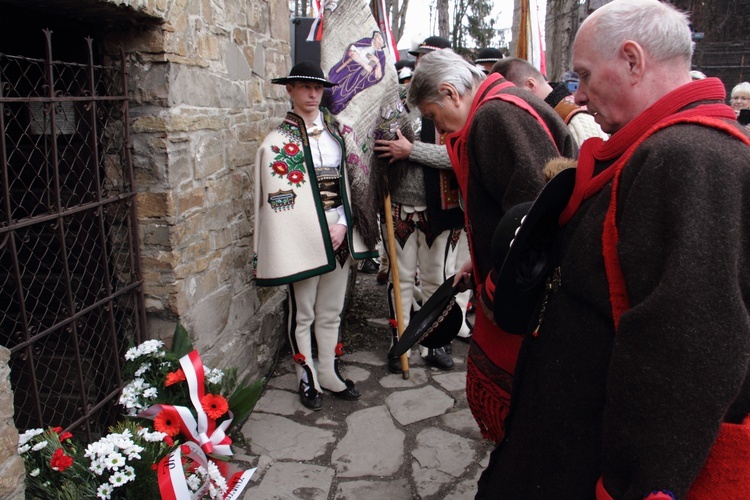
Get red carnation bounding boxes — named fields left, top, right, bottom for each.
left=50, top=448, right=74, bottom=472
left=272, top=161, right=289, bottom=176
left=52, top=426, right=63, bottom=433
left=58, top=431, right=73, bottom=442
left=335, top=343, right=344, bottom=357
left=283, top=143, right=300, bottom=156
left=287, top=170, right=304, bottom=185
left=163, top=435, right=174, bottom=446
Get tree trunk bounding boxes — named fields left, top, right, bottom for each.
left=437, top=0, right=450, bottom=40
left=544, top=0, right=579, bottom=81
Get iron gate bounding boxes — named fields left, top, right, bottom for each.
left=0, top=30, right=145, bottom=441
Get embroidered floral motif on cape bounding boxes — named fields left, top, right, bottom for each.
left=269, top=139, right=306, bottom=187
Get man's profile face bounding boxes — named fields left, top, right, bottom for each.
left=572, top=24, right=632, bottom=134
left=417, top=91, right=469, bottom=135
left=287, top=81, right=324, bottom=115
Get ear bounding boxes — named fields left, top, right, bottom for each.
left=621, top=40, right=645, bottom=82
left=524, top=77, right=537, bottom=92
left=286, top=83, right=294, bottom=96
left=438, top=82, right=461, bottom=106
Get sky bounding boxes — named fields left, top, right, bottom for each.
left=396, top=0, right=546, bottom=51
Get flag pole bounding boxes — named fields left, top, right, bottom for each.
left=383, top=193, right=410, bottom=379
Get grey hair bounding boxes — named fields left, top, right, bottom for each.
left=407, top=49, right=485, bottom=108
left=582, top=0, right=693, bottom=65
left=731, top=82, right=750, bottom=98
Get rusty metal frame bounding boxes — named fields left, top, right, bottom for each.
left=1, top=30, right=146, bottom=441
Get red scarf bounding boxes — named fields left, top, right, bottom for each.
left=445, top=73, right=558, bottom=285
left=559, top=77, right=735, bottom=225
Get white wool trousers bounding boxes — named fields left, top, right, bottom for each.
left=383, top=204, right=459, bottom=356
left=287, top=210, right=351, bottom=393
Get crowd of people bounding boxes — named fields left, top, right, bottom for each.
left=253, top=0, right=749, bottom=496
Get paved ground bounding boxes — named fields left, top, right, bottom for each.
left=235, top=271, right=493, bottom=500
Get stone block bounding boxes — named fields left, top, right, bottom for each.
left=197, top=34, right=220, bottom=60
left=136, top=191, right=174, bottom=218
left=0, top=455, right=25, bottom=497
left=195, top=134, right=226, bottom=179
left=269, top=0, right=290, bottom=43
left=177, top=186, right=206, bottom=216
left=143, top=222, right=171, bottom=247
left=226, top=42, right=252, bottom=81
left=0, top=425, right=19, bottom=462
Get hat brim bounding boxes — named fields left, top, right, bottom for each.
left=393, top=276, right=463, bottom=356
left=271, top=76, right=337, bottom=88
left=492, top=168, right=576, bottom=334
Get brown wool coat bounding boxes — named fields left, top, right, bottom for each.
left=479, top=116, right=750, bottom=499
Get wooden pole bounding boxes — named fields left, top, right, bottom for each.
left=383, top=193, right=409, bottom=379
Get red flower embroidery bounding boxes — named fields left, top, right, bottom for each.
left=165, top=368, right=186, bottom=387
left=50, top=448, right=74, bottom=472
left=154, top=408, right=181, bottom=437
left=287, top=170, right=304, bottom=185
left=293, top=353, right=306, bottom=365
left=272, top=161, right=289, bottom=176
left=201, top=393, right=229, bottom=420
left=283, top=143, right=300, bottom=156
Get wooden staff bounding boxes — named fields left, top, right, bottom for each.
left=383, top=193, right=409, bottom=379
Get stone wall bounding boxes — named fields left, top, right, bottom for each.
left=103, top=0, right=293, bottom=379
left=0, top=347, right=24, bottom=499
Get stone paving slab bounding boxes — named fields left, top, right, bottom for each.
left=243, top=461, right=334, bottom=500
left=433, top=371, right=467, bottom=392
left=442, top=408, right=483, bottom=438
left=252, top=388, right=308, bottom=416
left=242, top=413, right=336, bottom=460
left=385, top=385, right=455, bottom=426
left=379, top=368, right=429, bottom=388
left=238, top=317, right=497, bottom=499
left=331, top=405, right=405, bottom=477
left=334, top=478, right=412, bottom=500
left=412, top=427, right=476, bottom=477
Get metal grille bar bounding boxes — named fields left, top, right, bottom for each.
left=0, top=30, right=145, bottom=441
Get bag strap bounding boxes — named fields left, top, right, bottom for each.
left=603, top=115, right=750, bottom=329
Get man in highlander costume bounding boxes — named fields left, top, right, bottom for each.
left=477, top=0, right=750, bottom=497
left=253, top=62, right=374, bottom=410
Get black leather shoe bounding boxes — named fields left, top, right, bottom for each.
left=387, top=346, right=403, bottom=374
left=360, top=259, right=379, bottom=274
left=444, top=342, right=452, bottom=355
left=329, top=379, right=361, bottom=401
left=423, top=347, right=454, bottom=371
left=299, top=380, right=322, bottom=410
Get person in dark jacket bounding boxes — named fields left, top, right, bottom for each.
left=406, top=48, right=574, bottom=444
left=477, top=0, right=750, bottom=498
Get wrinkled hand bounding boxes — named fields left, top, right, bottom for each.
left=329, top=224, right=347, bottom=250
left=374, top=129, right=413, bottom=164
left=453, top=259, right=474, bottom=293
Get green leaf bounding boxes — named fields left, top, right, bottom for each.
left=228, top=377, right=265, bottom=426
left=171, top=322, right=194, bottom=357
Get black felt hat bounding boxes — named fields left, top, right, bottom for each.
left=392, top=276, right=463, bottom=356
left=408, top=36, right=451, bottom=56
left=474, top=47, right=504, bottom=64
left=492, top=168, right=576, bottom=334
left=271, top=61, right=337, bottom=87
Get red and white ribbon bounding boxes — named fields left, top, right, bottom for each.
left=156, top=441, right=255, bottom=500
left=139, top=350, right=234, bottom=456
left=306, top=0, right=324, bottom=41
